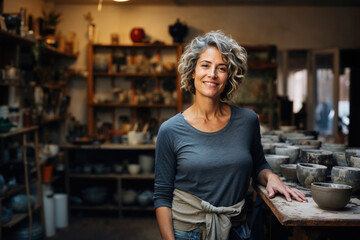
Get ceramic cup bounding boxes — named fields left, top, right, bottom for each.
left=331, top=166, right=360, bottom=194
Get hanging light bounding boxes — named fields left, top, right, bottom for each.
left=98, top=0, right=103, bottom=11
left=113, top=0, right=130, bottom=2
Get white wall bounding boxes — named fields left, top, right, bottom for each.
left=4, top=1, right=360, bottom=123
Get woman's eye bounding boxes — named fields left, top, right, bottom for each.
left=201, top=64, right=209, bottom=68
left=218, top=67, right=227, bottom=72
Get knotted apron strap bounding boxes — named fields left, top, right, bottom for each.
left=172, top=189, right=245, bottom=240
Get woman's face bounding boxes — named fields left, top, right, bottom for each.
left=192, top=47, right=228, bottom=100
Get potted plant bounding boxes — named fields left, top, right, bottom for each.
left=42, top=10, right=62, bottom=45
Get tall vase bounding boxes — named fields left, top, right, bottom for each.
left=88, top=23, right=96, bottom=43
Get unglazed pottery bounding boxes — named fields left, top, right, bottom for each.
left=331, top=166, right=360, bottom=194
left=305, top=150, right=333, bottom=171
left=265, top=154, right=289, bottom=174
left=345, top=148, right=360, bottom=166
left=275, top=146, right=300, bottom=164
left=349, top=155, right=360, bottom=168
left=298, top=139, right=322, bottom=149
left=280, top=164, right=298, bottom=182
left=332, top=152, right=347, bottom=166
left=311, top=182, right=352, bottom=210
left=322, top=143, right=346, bottom=152
left=296, top=163, right=327, bottom=188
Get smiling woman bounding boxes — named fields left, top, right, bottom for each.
left=154, top=30, right=307, bottom=240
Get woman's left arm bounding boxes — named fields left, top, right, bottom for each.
left=257, top=169, right=307, bottom=202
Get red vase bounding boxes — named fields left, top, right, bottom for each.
left=130, top=28, right=145, bottom=43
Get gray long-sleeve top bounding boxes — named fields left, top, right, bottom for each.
left=154, top=105, right=271, bottom=209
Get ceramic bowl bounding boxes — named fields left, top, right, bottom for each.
left=286, top=136, right=314, bottom=145
left=275, top=146, right=300, bottom=164
left=345, top=148, right=360, bottom=166
left=81, top=186, right=108, bottom=205
left=10, top=194, right=36, bottom=213
left=349, top=156, right=360, bottom=168
left=296, top=163, right=327, bottom=188
left=311, top=182, right=352, bottom=210
left=298, top=139, right=322, bottom=149
left=322, top=143, right=346, bottom=152
left=265, top=154, right=289, bottom=174
left=332, top=152, right=347, bottom=166
left=128, top=164, right=140, bottom=175
left=122, top=190, right=137, bottom=205
left=305, top=150, right=333, bottom=171
left=280, top=164, right=298, bottom=182
left=299, top=148, right=319, bottom=163
left=331, top=166, right=360, bottom=194
left=138, top=155, right=154, bottom=174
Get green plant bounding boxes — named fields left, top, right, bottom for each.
left=42, top=10, right=62, bottom=28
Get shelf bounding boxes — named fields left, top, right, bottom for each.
left=2, top=204, right=41, bottom=228
left=69, top=173, right=154, bottom=179
left=61, top=143, right=156, bottom=150
left=93, top=72, right=177, bottom=78
left=121, top=206, right=154, bottom=211
left=0, top=30, right=36, bottom=46
left=91, top=102, right=177, bottom=108
left=42, top=114, right=70, bottom=125
left=42, top=82, right=68, bottom=89
left=92, top=43, right=182, bottom=49
left=0, top=82, right=25, bottom=87
left=70, top=203, right=119, bottom=210
left=44, top=44, right=78, bottom=59
left=0, top=126, right=38, bottom=138
left=248, top=61, right=277, bottom=70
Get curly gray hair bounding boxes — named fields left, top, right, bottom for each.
left=178, top=30, right=247, bottom=101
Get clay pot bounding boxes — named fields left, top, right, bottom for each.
left=130, top=28, right=145, bottom=43
left=332, top=152, right=347, bottom=166
left=280, top=164, right=298, bottom=182
left=305, top=150, right=333, bottom=171
left=275, top=146, right=300, bottom=164
left=296, top=163, right=327, bottom=188
left=345, top=148, right=360, bottom=166
left=311, top=182, right=352, bottom=210
left=265, top=154, right=289, bottom=174
left=349, top=156, right=360, bottom=168
left=331, top=166, right=360, bottom=194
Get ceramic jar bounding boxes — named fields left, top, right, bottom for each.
left=130, top=28, right=145, bottom=43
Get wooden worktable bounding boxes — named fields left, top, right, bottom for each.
left=253, top=179, right=360, bottom=239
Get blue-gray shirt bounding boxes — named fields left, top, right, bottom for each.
left=154, top=105, right=270, bottom=209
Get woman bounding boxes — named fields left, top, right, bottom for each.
left=154, top=31, right=307, bottom=240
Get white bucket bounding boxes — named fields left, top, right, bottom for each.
left=54, top=193, right=68, bottom=228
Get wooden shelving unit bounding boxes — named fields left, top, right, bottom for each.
left=86, top=43, right=183, bottom=136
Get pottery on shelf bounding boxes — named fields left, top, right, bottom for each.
left=265, top=154, right=289, bottom=175
left=296, top=163, right=327, bottom=188
left=130, top=28, right=145, bottom=43
left=311, top=182, right=352, bottom=210
left=168, top=19, right=188, bottom=43
left=331, top=166, right=360, bottom=194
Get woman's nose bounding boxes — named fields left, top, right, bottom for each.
left=208, top=67, right=217, bottom=78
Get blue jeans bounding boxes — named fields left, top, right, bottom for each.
left=174, top=223, right=251, bottom=240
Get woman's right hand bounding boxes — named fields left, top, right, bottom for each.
left=156, top=206, right=175, bottom=240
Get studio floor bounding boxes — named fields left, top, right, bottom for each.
left=47, top=215, right=160, bottom=240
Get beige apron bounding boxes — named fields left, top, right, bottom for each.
left=172, top=189, right=245, bottom=240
